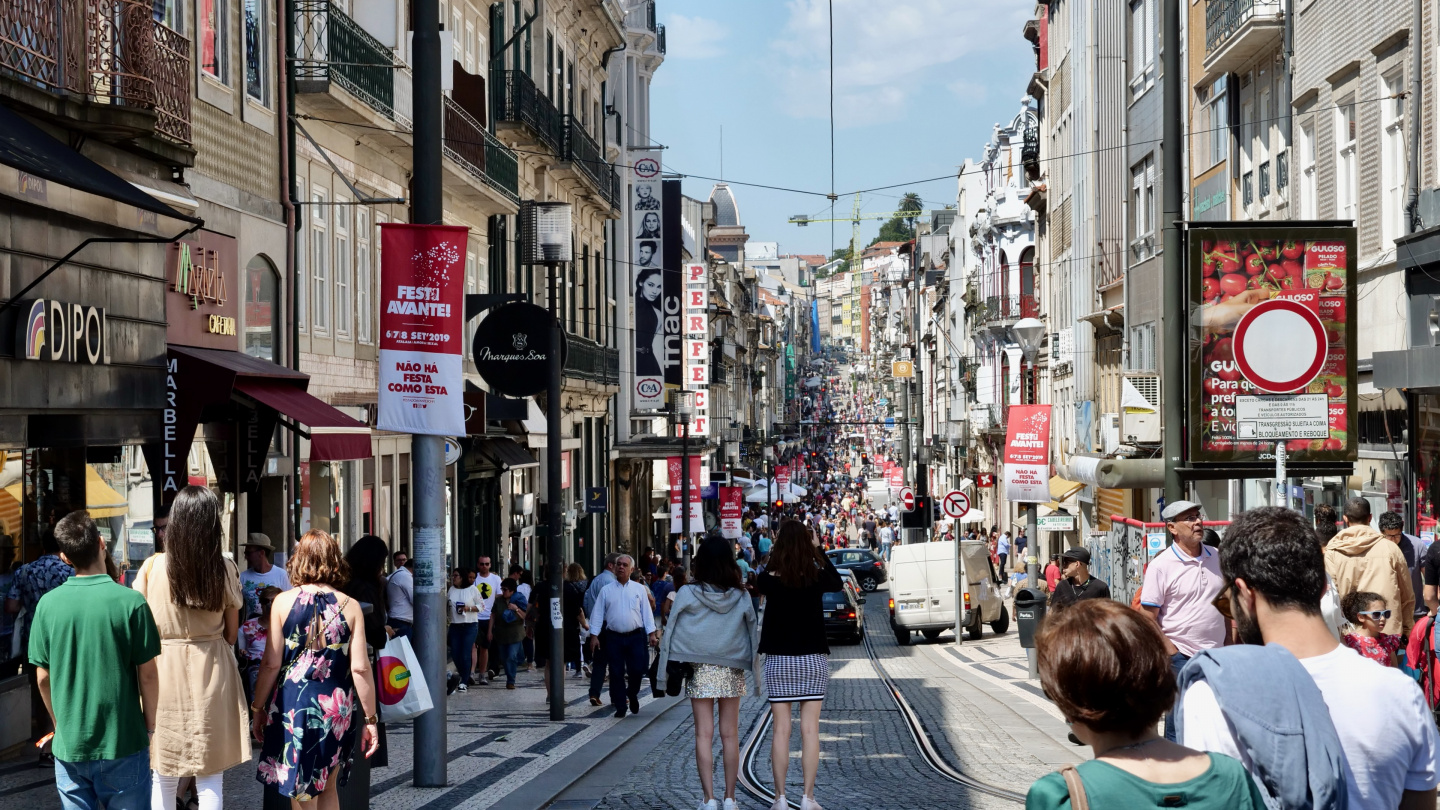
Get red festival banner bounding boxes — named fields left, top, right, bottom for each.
left=668, top=455, right=703, bottom=533
left=719, top=486, right=743, bottom=539
left=1003, top=404, right=1052, bottom=503
left=377, top=224, right=469, bottom=435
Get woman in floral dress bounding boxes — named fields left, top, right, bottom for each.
left=251, top=530, right=380, bottom=808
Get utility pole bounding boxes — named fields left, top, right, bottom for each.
left=546, top=261, right=565, bottom=720
left=911, top=234, right=927, bottom=543
left=410, top=0, right=446, bottom=786
left=1161, top=0, right=1184, bottom=510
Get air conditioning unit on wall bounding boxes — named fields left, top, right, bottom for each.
left=1121, top=375, right=1161, bottom=444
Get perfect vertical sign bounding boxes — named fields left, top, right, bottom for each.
left=630, top=152, right=667, bottom=409
left=377, top=224, right=469, bottom=436
left=1189, top=225, right=1357, bottom=463
left=685, top=262, right=709, bottom=436
left=1003, top=404, right=1051, bottom=502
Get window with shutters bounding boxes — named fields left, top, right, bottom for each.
left=1130, top=156, right=1156, bottom=255
left=1335, top=98, right=1357, bottom=221
left=1054, top=197, right=1072, bottom=255
left=334, top=200, right=351, bottom=338
left=358, top=209, right=374, bottom=344
left=311, top=189, right=329, bottom=334
left=1381, top=70, right=1405, bottom=244
left=1299, top=119, right=1317, bottom=218
left=1129, top=0, right=1155, bottom=93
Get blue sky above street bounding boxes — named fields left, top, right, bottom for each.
left=649, top=0, right=1037, bottom=257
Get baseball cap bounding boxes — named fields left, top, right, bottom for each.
left=1160, top=500, right=1203, bottom=521
left=1059, top=547, right=1091, bottom=565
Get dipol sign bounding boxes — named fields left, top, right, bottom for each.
left=472, top=301, right=566, bottom=399
left=17, top=299, right=107, bottom=364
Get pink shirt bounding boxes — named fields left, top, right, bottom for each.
left=1139, top=541, right=1226, bottom=657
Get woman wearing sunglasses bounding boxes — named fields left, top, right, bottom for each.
left=1340, top=591, right=1403, bottom=667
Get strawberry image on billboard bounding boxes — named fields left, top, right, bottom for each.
left=1189, top=225, right=1357, bottom=464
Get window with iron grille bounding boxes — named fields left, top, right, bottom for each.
left=1258, top=161, right=1270, bottom=200
left=1242, top=171, right=1254, bottom=208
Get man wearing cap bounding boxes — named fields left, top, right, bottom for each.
left=240, top=533, right=291, bottom=619
left=1047, top=547, right=1110, bottom=609
left=1141, top=500, right=1226, bottom=742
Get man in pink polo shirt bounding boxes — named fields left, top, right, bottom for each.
left=1140, top=499, right=1226, bottom=741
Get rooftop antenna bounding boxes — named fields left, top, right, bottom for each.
left=720, top=125, right=724, bottom=181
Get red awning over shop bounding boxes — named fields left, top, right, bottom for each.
left=232, top=378, right=370, bottom=461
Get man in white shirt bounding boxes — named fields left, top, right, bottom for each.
left=587, top=555, right=657, bottom=717
left=1178, top=506, right=1439, bottom=810
left=878, top=522, right=895, bottom=561
left=472, top=557, right=503, bottom=685
left=239, top=533, right=291, bottom=619
left=386, top=551, right=413, bottom=637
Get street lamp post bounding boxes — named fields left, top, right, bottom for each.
left=1013, top=317, right=1046, bottom=591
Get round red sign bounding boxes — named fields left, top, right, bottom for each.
left=1232, top=299, right=1328, bottom=393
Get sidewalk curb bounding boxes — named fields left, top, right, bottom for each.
left=494, top=695, right=689, bottom=810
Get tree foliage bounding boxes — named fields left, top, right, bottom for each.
left=868, top=192, right=925, bottom=247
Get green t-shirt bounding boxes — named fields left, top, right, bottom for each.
left=28, top=575, right=160, bottom=762
left=1026, top=753, right=1266, bottom=810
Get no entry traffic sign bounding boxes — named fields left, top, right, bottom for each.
left=899, top=487, right=915, bottom=511
left=1233, top=298, right=1327, bottom=393
left=941, top=490, right=970, bottom=519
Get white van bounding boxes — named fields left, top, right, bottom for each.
left=887, top=540, right=1009, bottom=644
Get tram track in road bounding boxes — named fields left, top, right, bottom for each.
left=736, top=632, right=1027, bottom=807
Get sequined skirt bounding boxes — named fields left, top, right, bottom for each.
left=685, top=663, right=748, bottom=699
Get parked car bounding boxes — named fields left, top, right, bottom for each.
left=826, top=548, right=887, bottom=592
left=824, top=572, right=865, bottom=644
left=887, top=540, right=1008, bottom=644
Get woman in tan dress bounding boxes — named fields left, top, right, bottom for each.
left=134, top=485, right=249, bottom=810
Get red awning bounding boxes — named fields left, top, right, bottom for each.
left=232, top=378, right=371, bottom=461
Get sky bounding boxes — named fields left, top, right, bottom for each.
left=649, top=0, right=1038, bottom=258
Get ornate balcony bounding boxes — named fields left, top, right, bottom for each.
left=982, top=293, right=1039, bottom=324
left=1202, top=0, right=1283, bottom=79
left=494, top=69, right=562, bottom=155
left=561, top=114, right=618, bottom=210
left=657, top=23, right=666, bottom=54
left=563, top=336, right=619, bottom=386
left=294, top=0, right=398, bottom=121
left=0, top=0, right=193, bottom=145
left=443, top=96, right=519, bottom=203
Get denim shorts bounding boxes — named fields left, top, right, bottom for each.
left=54, top=748, right=151, bottom=810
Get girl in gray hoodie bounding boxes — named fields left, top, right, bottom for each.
left=656, top=536, right=760, bottom=810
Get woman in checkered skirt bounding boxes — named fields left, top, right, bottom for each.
left=756, top=519, right=844, bottom=810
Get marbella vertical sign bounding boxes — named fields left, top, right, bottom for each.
left=377, top=224, right=468, bottom=436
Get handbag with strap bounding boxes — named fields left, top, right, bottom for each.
left=1060, top=765, right=1089, bottom=810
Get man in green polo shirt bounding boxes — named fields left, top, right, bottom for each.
left=29, top=510, right=160, bottom=810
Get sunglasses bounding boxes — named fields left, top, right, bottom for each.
left=1357, top=609, right=1392, bottom=620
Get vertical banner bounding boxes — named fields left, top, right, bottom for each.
left=1003, top=404, right=1052, bottom=502
left=668, top=455, right=703, bottom=533
left=631, top=152, right=666, bottom=409
left=663, top=179, right=684, bottom=390
left=377, top=224, right=468, bottom=435
left=776, top=466, right=790, bottom=493
left=719, top=486, right=743, bottom=539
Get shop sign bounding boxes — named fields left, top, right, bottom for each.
left=1037, top=515, right=1075, bottom=531
left=15, top=299, right=107, bottom=363
left=1189, top=225, right=1357, bottom=464
left=586, top=486, right=608, bottom=513
left=165, top=230, right=239, bottom=350
left=1003, top=404, right=1052, bottom=503
left=630, top=158, right=679, bottom=409
left=471, top=301, right=562, bottom=398
left=377, top=224, right=468, bottom=436
left=668, top=455, right=703, bottom=533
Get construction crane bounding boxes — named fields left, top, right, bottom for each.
left=789, top=193, right=920, bottom=277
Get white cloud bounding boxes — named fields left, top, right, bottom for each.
left=664, top=14, right=729, bottom=59
left=770, top=0, right=1031, bottom=123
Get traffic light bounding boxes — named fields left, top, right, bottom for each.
left=775, top=498, right=785, bottom=510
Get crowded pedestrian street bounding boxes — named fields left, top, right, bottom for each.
left=8, top=0, right=1440, bottom=808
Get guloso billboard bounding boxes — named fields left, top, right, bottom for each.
left=1003, top=404, right=1051, bottom=503
left=1188, top=225, right=1357, bottom=464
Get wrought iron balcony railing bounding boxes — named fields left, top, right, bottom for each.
left=0, top=0, right=193, bottom=144
left=494, top=69, right=562, bottom=154
left=444, top=96, right=519, bottom=203
left=657, top=23, right=666, bottom=54
left=1021, top=126, right=1039, bottom=171
left=294, top=0, right=397, bottom=121
left=1205, top=0, right=1282, bottom=55
left=563, top=336, right=619, bottom=386
left=983, top=294, right=1039, bottom=322
left=562, top=114, right=608, bottom=196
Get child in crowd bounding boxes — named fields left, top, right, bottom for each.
left=241, top=585, right=282, bottom=699
left=1341, top=590, right=1403, bottom=667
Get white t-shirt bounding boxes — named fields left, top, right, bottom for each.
left=517, top=582, right=532, bottom=602
left=449, top=585, right=481, bottom=623
left=474, top=573, right=503, bottom=619
left=1181, top=645, right=1440, bottom=810
left=386, top=567, right=414, bottom=623
left=879, top=526, right=894, bottom=544
left=240, top=565, right=292, bottom=618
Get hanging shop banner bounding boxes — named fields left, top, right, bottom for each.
left=776, top=467, right=790, bottom=491
left=472, top=301, right=563, bottom=398
left=1188, top=224, right=1358, bottom=464
left=719, top=486, right=743, bottom=539
left=377, top=224, right=469, bottom=436
left=663, top=180, right=684, bottom=389
left=668, top=455, right=704, bottom=533
left=631, top=151, right=666, bottom=409
left=1003, top=404, right=1052, bottom=503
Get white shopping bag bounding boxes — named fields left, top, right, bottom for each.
left=377, top=635, right=434, bottom=722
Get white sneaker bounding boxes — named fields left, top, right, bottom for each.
left=801, top=796, right=824, bottom=810
left=770, top=795, right=787, bottom=810
left=456, top=683, right=468, bottom=693
left=723, top=799, right=738, bottom=810
left=698, top=801, right=718, bottom=810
